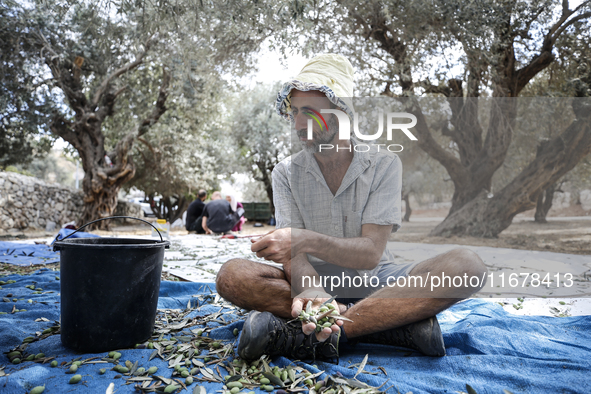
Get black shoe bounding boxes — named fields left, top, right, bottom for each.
left=356, top=316, right=445, bottom=356
left=238, top=311, right=339, bottom=361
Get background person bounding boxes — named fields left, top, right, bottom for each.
left=200, top=191, right=242, bottom=235
left=226, top=194, right=247, bottom=232
left=185, top=189, right=207, bottom=232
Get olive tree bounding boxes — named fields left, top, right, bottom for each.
left=2, top=0, right=292, bottom=228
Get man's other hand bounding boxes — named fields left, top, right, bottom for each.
left=250, top=228, right=295, bottom=265
left=291, top=289, right=342, bottom=342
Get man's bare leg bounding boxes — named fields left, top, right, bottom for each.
left=219, top=248, right=486, bottom=335
left=228, top=248, right=486, bottom=360
left=216, top=259, right=293, bottom=318
left=341, top=248, right=487, bottom=338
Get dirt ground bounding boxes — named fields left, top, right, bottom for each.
left=394, top=208, right=591, bottom=255
left=235, top=210, right=591, bottom=255
left=2, top=214, right=590, bottom=285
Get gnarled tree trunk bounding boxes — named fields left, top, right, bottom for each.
left=42, top=36, right=170, bottom=229
left=534, top=183, right=557, bottom=223
left=346, top=1, right=590, bottom=237
left=402, top=191, right=412, bottom=222
left=405, top=96, right=517, bottom=216
left=430, top=98, right=591, bottom=237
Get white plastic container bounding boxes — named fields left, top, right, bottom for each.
left=152, top=219, right=170, bottom=239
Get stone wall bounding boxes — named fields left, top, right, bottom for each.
left=0, top=171, right=84, bottom=234
left=0, top=171, right=143, bottom=234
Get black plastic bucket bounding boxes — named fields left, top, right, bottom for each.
left=53, top=216, right=170, bottom=352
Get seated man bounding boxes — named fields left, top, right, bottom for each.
left=200, top=191, right=241, bottom=235
left=185, top=189, right=207, bottom=232
left=216, top=54, right=487, bottom=361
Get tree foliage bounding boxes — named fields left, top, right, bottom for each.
left=231, top=83, right=291, bottom=213
left=125, top=74, right=232, bottom=223
left=0, top=2, right=55, bottom=168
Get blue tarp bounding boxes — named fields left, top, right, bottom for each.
left=52, top=228, right=101, bottom=245
left=0, top=230, right=99, bottom=266
left=0, top=270, right=590, bottom=393
left=0, top=242, right=60, bottom=266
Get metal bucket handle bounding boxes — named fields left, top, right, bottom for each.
left=54, top=216, right=168, bottom=246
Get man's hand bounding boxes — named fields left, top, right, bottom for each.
left=251, top=228, right=298, bottom=265
left=202, top=216, right=212, bottom=235
left=291, top=289, right=342, bottom=342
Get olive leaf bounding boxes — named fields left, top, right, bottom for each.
left=193, top=386, right=206, bottom=394
left=354, top=354, right=368, bottom=379
left=466, top=384, right=478, bottom=394
left=263, top=371, right=285, bottom=387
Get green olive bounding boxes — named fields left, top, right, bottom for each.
left=30, top=386, right=45, bottom=394
left=69, top=374, right=82, bottom=384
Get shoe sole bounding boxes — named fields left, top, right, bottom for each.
left=237, top=311, right=266, bottom=360
left=419, top=317, right=446, bottom=357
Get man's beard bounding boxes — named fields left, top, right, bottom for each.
left=297, top=115, right=339, bottom=154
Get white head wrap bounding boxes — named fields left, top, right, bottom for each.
left=225, top=194, right=237, bottom=212
left=276, top=54, right=355, bottom=120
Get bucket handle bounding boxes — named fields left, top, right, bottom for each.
left=54, top=216, right=167, bottom=244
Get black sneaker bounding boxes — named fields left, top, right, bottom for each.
left=356, top=316, right=445, bottom=356
left=238, top=311, right=339, bottom=361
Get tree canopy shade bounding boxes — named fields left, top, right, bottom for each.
left=0, top=0, right=294, bottom=228
left=289, top=0, right=591, bottom=237
left=4, top=0, right=590, bottom=236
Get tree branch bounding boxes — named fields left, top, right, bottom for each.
left=106, top=67, right=170, bottom=177
left=418, top=80, right=451, bottom=97
left=91, top=36, right=155, bottom=107
left=138, top=68, right=171, bottom=137
left=514, top=6, right=591, bottom=95
left=49, top=113, right=79, bottom=149
left=112, top=85, right=128, bottom=99
left=401, top=98, right=466, bottom=182
left=552, top=11, right=591, bottom=41
left=496, top=3, right=583, bottom=97
left=38, top=34, right=88, bottom=115
left=549, top=0, right=591, bottom=37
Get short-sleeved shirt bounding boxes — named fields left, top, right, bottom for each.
left=185, top=199, right=205, bottom=230
left=272, top=140, right=402, bottom=278
left=202, top=199, right=237, bottom=233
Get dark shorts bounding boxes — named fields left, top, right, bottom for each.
left=310, top=261, right=421, bottom=305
